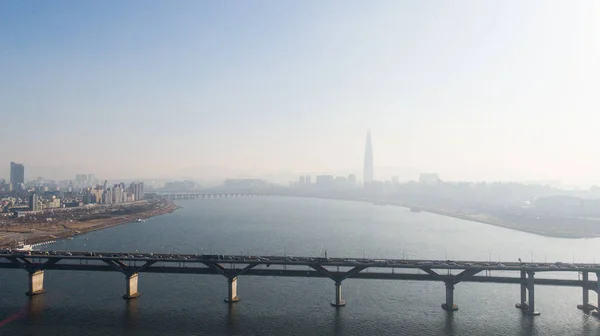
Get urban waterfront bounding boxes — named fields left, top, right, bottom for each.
left=1, top=196, right=600, bottom=335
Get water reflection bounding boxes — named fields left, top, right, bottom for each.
left=26, top=295, right=44, bottom=321
left=518, top=313, right=535, bottom=336
left=124, top=299, right=139, bottom=332
left=225, top=303, right=239, bottom=334
left=332, top=306, right=343, bottom=335
left=443, top=312, right=454, bottom=335
left=581, top=314, right=593, bottom=336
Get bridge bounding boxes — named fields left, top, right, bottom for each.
left=153, top=192, right=268, bottom=200
left=2, top=250, right=600, bottom=317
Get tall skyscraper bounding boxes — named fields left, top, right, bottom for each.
left=363, top=131, right=374, bottom=185
left=10, top=162, right=25, bottom=187
left=29, top=193, right=40, bottom=211
left=129, top=182, right=144, bottom=202
left=112, top=185, right=123, bottom=204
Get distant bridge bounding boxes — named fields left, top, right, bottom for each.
left=153, top=193, right=269, bottom=200
left=2, top=250, right=600, bottom=316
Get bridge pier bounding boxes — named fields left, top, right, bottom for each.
left=123, top=273, right=140, bottom=299
left=515, top=270, right=528, bottom=310
left=441, top=282, right=458, bottom=311
left=26, top=270, right=45, bottom=296
left=224, top=277, right=240, bottom=303
left=595, top=272, right=600, bottom=316
left=577, top=271, right=593, bottom=311
left=331, top=281, right=346, bottom=307
left=526, top=271, right=540, bottom=316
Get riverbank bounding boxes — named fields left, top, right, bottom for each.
left=278, top=194, right=600, bottom=239
left=380, top=202, right=600, bottom=239
left=0, top=199, right=179, bottom=248
left=413, top=207, right=596, bottom=239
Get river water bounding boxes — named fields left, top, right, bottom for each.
left=1, top=196, right=600, bottom=335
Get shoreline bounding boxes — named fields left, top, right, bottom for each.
left=414, top=207, right=600, bottom=239
left=1, top=199, right=180, bottom=248
left=274, top=194, right=600, bottom=239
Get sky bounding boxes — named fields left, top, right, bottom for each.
left=0, top=1, right=599, bottom=185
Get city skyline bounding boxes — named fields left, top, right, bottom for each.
left=0, top=158, right=581, bottom=191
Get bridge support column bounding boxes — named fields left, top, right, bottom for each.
left=26, top=270, right=45, bottom=296
left=578, top=272, right=592, bottom=311
left=123, top=273, right=140, bottom=299
left=515, top=270, right=528, bottom=310
left=224, top=277, right=240, bottom=303
left=595, top=272, right=600, bottom=316
left=441, top=282, right=458, bottom=311
left=526, top=271, right=540, bottom=316
left=331, top=281, right=346, bottom=307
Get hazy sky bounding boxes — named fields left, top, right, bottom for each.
left=1, top=1, right=599, bottom=184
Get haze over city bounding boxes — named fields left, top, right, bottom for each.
left=4, top=2, right=600, bottom=335
left=1, top=1, right=599, bottom=186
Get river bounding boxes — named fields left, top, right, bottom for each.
left=1, top=196, right=600, bottom=335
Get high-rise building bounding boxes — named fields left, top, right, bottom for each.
left=363, top=131, right=374, bottom=185
left=129, top=182, right=144, bottom=202
left=112, top=185, right=123, bottom=204
left=103, top=188, right=113, bottom=204
left=316, top=175, right=334, bottom=186
left=10, top=162, right=25, bottom=187
left=75, top=174, right=95, bottom=186
left=29, top=194, right=40, bottom=211
left=75, top=174, right=86, bottom=185
left=137, top=182, right=144, bottom=201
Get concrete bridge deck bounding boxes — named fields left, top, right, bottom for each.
left=2, top=250, right=600, bottom=316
